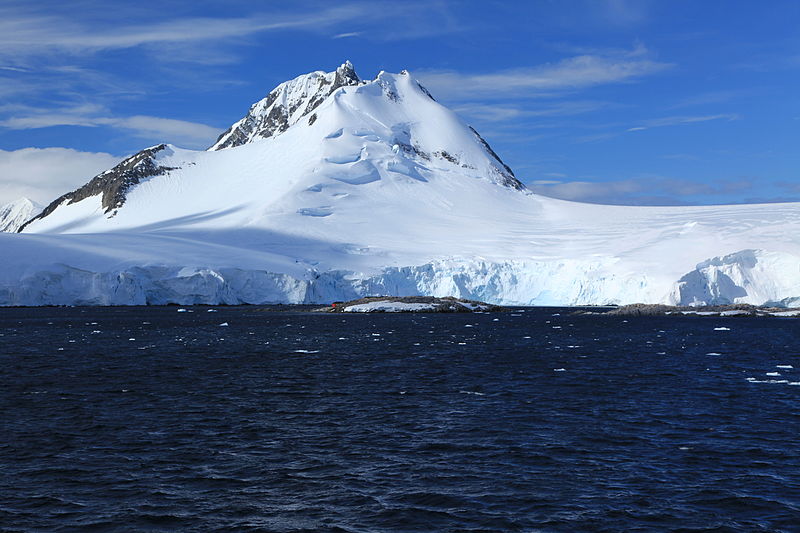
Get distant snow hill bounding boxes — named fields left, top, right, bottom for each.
left=0, top=197, right=42, bottom=233
left=2, top=62, right=799, bottom=306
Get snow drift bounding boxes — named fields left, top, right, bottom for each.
left=2, top=62, right=799, bottom=306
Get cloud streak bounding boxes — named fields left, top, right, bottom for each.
left=416, top=51, right=671, bottom=100
left=528, top=175, right=765, bottom=205
left=627, top=113, right=740, bottom=132
left=0, top=5, right=370, bottom=57
left=0, top=106, right=221, bottom=149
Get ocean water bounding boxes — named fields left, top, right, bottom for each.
left=1, top=306, right=799, bottom=532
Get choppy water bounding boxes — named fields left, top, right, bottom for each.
left=1, top=306, right=800, bottom=531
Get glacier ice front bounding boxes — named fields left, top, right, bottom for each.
left=2, top=62, right=800, bottom=306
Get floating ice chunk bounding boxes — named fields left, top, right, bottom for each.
left=128, top=338, right=136, bottom=341
left=776, top=365, right=794, bottom=369
left=459, top=390, right=485, bottom=395
left=789, top=382, right=800, bottom=386
left=294, top=349, right=320, bottom=353
left=766, top=372, right=781, bottom=376
left=344, top=302, right=437, bottom=312
left=207, top=309, right=217, bottom=312
left=713, top=327, right=730, bottom=331
left=553, top=368, right=566, bottom=372
left=219, top=322, right=229, bottom=327
left=706, top=352, right=721, bottom=356
left=177, top=308, right=187, bottom=312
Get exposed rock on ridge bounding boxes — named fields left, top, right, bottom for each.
left=209, top=61, right=363, bottom=151
left=19, top=145, right=177, bottom=231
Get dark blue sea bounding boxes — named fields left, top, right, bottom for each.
left=1, top=306, right=799, bottom=532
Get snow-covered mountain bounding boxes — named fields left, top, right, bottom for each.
left=0, top=197, right=42, bottom=233
left=3, top=62, right=800, bottom=306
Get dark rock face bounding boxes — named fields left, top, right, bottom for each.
left=19, top=145, right=176, bottom=231
left=210, top=62, right=362, bottom=151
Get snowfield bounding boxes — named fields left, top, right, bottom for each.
left=2, top=63, right=799, bottom=307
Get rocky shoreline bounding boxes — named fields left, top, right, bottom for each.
left=577, top=303, right=800, bottom=317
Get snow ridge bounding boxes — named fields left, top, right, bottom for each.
left=0, top=197, right=42, bottom=233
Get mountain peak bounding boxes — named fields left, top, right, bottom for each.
left=209, top=62, right=363, bottom=151
left=336, top=60, right=358, bottom=80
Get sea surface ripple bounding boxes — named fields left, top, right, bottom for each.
left=1, top=306, right=799, bottom=531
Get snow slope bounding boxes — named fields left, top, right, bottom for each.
left=2, top=63, right=800, bottom=306
left=0, top=197, right=42, bottom=233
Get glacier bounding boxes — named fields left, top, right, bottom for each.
left=2, top=62, right=799, bottom=307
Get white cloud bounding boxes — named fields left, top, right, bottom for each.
left=627, top=113, right=739, bottom=132
left=107, top=116, right=221, bottom=148
left=333, top=32, right=362, bottom=39
left=0, top=5, right=371, bottom=56
left=0, top=106, right=221, bottom=149
left=454, top=101, right=607, bottom=122
left=416, top=51, right=671, bottom=101
left=0, top=147, right=121, bottom=206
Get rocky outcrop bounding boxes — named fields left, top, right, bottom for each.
left=19, top=145, right=176, bottom=231
left=210, top=61, right=363, bottom=151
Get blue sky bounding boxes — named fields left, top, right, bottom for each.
left=0, top=0, right=798, bottom=205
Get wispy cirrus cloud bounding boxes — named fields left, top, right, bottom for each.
left=0, top=2, right=465, bottom=65
left=0, top=5, right=370, bottom=58
left=0, top=105, right=221, bottom=149
left=454, top=101, right=609, bottom=122
left=627, top=113, right=740, bottom=132
left=416, top=49, right=671, bottom=101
